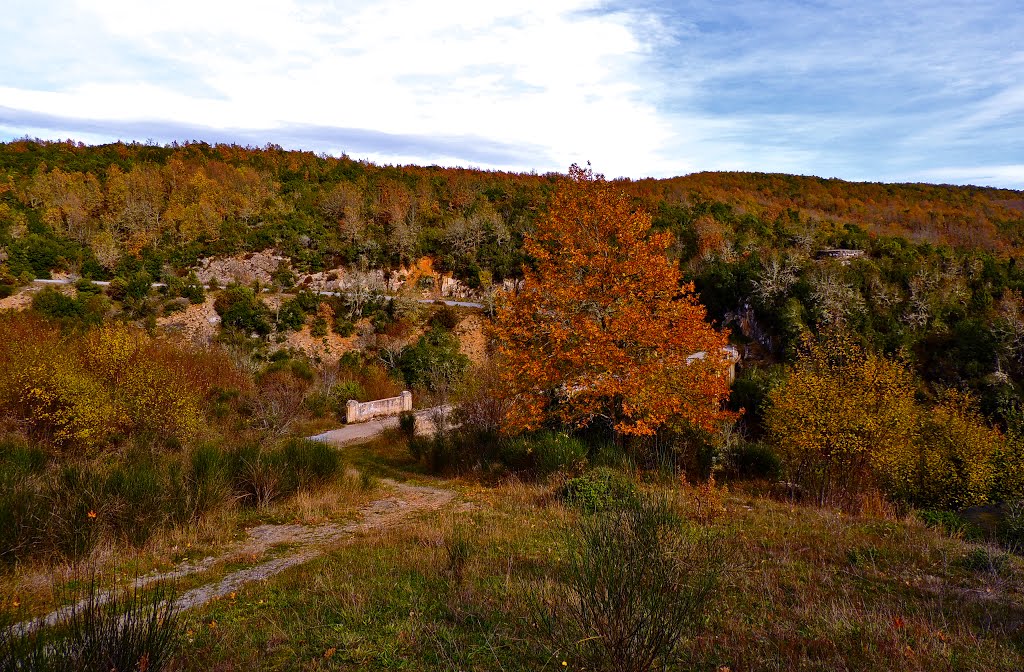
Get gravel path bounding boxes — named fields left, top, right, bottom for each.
left=13, top=480, right=455, bottom=634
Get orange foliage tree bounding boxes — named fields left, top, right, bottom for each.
left=494, top=165, right=734, bottom=436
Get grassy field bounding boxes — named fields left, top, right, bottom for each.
left=150, top=437, right=1024, bottom=672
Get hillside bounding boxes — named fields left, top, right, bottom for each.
left=4, top=139, right=1024, bottom=428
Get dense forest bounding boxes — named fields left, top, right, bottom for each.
left=3, top=138, right=1024, bottom=436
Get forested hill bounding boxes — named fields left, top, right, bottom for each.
left=1, top=139, right=1023, bottom=287
left=6, top=138, right=1024, bottom=430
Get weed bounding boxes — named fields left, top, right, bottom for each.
left=958, top=547, right=1010, bottom=574
left=539, top=495, right=723, bottom=672
left=999, top=499, right=1024, bottom=552
left=559, top=467, right=637, bottom=513
left=0, top=576, right=181, bottom=672
left=443, top=526, right=474, bottom=587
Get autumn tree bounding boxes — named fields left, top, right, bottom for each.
left=493, top=165, right=734, bottom=437
left=764, top=332, right=919, bottom=507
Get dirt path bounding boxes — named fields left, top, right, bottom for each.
left=14, top=479, right=454, bottom=633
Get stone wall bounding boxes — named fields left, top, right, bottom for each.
left=346, top=391, right=413, bottom=423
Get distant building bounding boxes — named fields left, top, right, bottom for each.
left=816, top=248, right=865, bottom=263
left=686, top=345, right=741, bottom=383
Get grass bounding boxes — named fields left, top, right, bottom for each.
left=4, top=436, right=1024, bottom=670
left=155, top=439, right=1024, bottom=671
left=0, top=467, right=378, bottom=630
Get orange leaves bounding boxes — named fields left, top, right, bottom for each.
left=494, top=165, right=734, bottom=436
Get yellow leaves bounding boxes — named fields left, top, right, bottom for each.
left=767, top=332, right=1008, bottom=508
left=765, top=332, right=918, bottom=505
left=0, top=313, right=220, bottom=451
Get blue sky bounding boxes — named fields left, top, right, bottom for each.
left=1, top=0, right=1022, bottom=187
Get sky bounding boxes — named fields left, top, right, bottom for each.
left=1, top=0, right=1022, bottom=188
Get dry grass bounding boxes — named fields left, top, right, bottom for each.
left=162, top=445, right=1024, bottom=671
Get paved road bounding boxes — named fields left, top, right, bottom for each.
left=30, top=278, right=484, bottom=309
left=308, top=407, right=447, bottom=445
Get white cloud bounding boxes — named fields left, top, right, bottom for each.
left=907, top=165, right=1024, bottom=189
left=0, top=0, right=674, bottom=175
left=1, top=0, right=1022, bottom=186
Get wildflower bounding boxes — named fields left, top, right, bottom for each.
left=87, top=510, right=97, bottom=519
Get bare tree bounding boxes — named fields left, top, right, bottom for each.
left=752, top=255, right=799, bottom=304
left=810, top=270, right=864, bottom=327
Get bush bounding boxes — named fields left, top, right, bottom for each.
left=532, top=432, right=588, bottom=475
left=214, top=283, right=272, bottom=335
left=906, top=392, right=1000, bottom=509
left=31, top=287, right=83, bottom=320
left=397, top=330, right=469, bottom=391
left=182, top=272, right=206, bottom=304
left=398, top=410, right=417, bottom=440
left=917, top=509, right=973, bottom=536
left=282, top=438, right=341, bottom=489
left=538, top=495, right=723, bottom=672
left=559, top=467, right=638, bottom=513
left=333, top=319, right=355, bottom=337
left=0, top=576, right=182, bottom=672
left=497, top=431, right=588, bottom=475
left=723, top=441, right=782, bottom=480
left=429, top=304, right=460, bottom=331
left=227, top=439, right=341, bottom=507
left=74, top=278, right=102, bottom=296
left=275, top=298, right=306, bottom=332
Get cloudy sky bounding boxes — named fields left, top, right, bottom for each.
left=1, top=0, right=1022, bottom=187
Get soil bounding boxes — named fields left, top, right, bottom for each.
left=156, top=297, right=221, bottom=344
left=454, top=313, right=488, bottom=365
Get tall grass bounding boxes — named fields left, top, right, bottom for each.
left=0, top=576, right=181, bottom=672
left=0, top=436, right=342, bottom=565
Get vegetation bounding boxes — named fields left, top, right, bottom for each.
left=1, top=576, right=181, bottom=672
left=151, top=442, right=1024, bottom=671
left=4, top=141, right=1024, bottom=668
left=495, top=165, right=734, bottom=437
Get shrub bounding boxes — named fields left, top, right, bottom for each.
left=991, top=437, right=1024, bottom=502
left=0, top=576, right=182, bottom=672
left=31, top=286, right=82, bottom=319
left=397, top=330, right=469, bottom=391
left=722, top=441, right=782, bottom=480
left=917, top=509, right=973, bottom=536
left=958, top=547, right=1010, bottom=574
left=999, top=499, right=1024, bottom=552
left=429, top=304, right=460, bottom=331
left=765, top=332, right=918, bottom=508
left=906, top=391, right=1000, bottom=508
left=398, top=410, right=417, bottom=440
left=281, top=438, right=341, bottom=489
left=74, top=278, right=103, bottom=296
left=182, top=272, right=206, bottom=304
left=214, top=283, right=272, bottom=335
left=532, top=432, right=588, bottom=475
left=495, top=431, right=588, bottom=475
left=227, top=439, right=341, bottom=507
left=333, top=319, right=355, bottom=337
left=275, top=298, right=306, bottom=332
left=538, top=495, right=723, bottom=672
left=559, top=467, right=638, bottom=513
